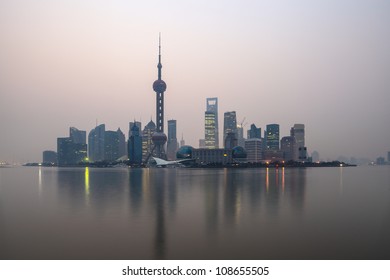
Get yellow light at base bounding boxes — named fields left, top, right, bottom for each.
left=85, top=167, right=90, bottom=196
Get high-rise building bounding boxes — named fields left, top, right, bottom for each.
left=57, top=136, right=87, bottom=166
left=180, top=135, right=185, bottom=147
left=266, top=124, right=280, bottom=151
left=129, top=121, right=141, bottom=139
left=205, top=98, right=219, bottom=148
left=57, top=137, right=74, bottom=166
left=70, top=127, right=86, bottom=144
left=167, top=120, right=178, bottom=160
left=223, top=111, right=237, bottom=148
left=128, top=122, right=142, bottom=165
left=237, top=124, right=246, bottom=147
left=151, top=35, right=168, bottom=159
left=247, top=124, right=261, bottom=139
left=281, top=136, right=297, bottom=161
left=88, top=124, right=105, bottom=162
left=224, top=132, right=237, bottom=149
left=142, top=120, right=156, bottom=162
left=205, top=111, right=218, bottom=149
left=387, top=151, right=390, bottom=163
left=244, top=138, right=262, bottom=163
left=117, top=128, right=126, bottom=159
left=291, top=124, right=305, bottom=148
left=291, top=124, right=306, bottom=161
left=104, top=131, right=120, bottom=162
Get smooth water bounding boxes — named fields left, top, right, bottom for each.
left=0, top=166, right=389, bottom=259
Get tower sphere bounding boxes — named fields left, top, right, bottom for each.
left=153, top=79, right=167, bottom=93
left=152, top=132, right=167, bottom=146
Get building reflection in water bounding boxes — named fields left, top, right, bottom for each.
left=48, top=166, right=307, bottom=259
left=223, top=169, right=242, bottom=226
left=128, top=168, right=144, bottom=213
left=150, top=169, right=166, bottom=259
left=203, top=170, right=220, bottom=235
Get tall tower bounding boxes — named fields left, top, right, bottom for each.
left=152, top=34, right=168, bottom=159
left=223, top=111, right=237, bottom=147
left=266, top=124, right=280, bottom=150
left=205, top=98, right=219, bottom=148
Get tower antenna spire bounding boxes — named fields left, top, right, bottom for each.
left=157, top=33, right=162, bottom=80
left=152, top=33, right=167, bottom=159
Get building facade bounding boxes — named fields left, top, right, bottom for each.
left=244, top=138, right=262, bottom=163
left=70, top=127, right=86, bottom=144
left=225, top=132, right=238, bottom=149
left=266, top=124, right=280, bottom=151
left=88, top=124, right=105, bottom=162
left=205, top=111, right=218, bottom=149
left=247, top=124, right=261, bottom=139
left=223, top=111, right=237, bottom=148
left=205, top=97, right=219, bottom=148
left=128, top=122, right=143, bottom=165
left=57, top=137, right=87, bottom=166
left=192, top=148, right=233, bottom=165
left=291, top=124, right=307, bottom=161
left=281, top=136, right=297, bottom=161
left=142, top=120, right=156, bottom=162
left=167, top=119, right=178, bottom=160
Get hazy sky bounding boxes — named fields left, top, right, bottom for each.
left=1, top=0, right=389, bottom=163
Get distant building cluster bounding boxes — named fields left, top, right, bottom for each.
left=43, top=95, right=312, bottom=166
left=43, top=119, right=180, bottom=166
left=195, top=97, right=309, bottom=165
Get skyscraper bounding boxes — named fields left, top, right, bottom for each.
left=151, top=34, right=168, bottom=159
left=205, top=111, right=217, bottom=149
left=57, top=127, right=87, bottom=166
left=291, top=124, right=305, bottom=149
left=128, top=122, right=142, bottom=165
left=70, top=127, right=86, bottom=144
left=142, top=120, right=156, bottom=162
left=129, top=121, right=141, bottom=139
left=205, top=97, right=219, bottom=148
left=104, top=131, right=120, bottom=162
left=281, top=136, right=297, bottom=161
left=57, top=137, right=74, bottom=166
left=223, top=111, right=237, bottom=148
left=247, top=124, right=261, bottom=139
left=266, top=124, right=280, bottom=150
left=224, top=132, right=238, bottom=149
left=291, top=124, right=306, bottom=161
left=167, top=120, right=178, bottom=160
left=117, top=128, right=126, bottom=159
left=88, top=124, right=105, bottom=162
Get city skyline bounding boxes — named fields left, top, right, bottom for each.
left=1, top=0, right=390, bottom=163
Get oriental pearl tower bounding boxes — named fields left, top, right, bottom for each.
left=152, top=34, right=168, bottom=159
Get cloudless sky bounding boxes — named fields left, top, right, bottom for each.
left=1, top=0, right=389, bottom=163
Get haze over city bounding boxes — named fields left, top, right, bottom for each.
left=1, top=0, right=389, bottom=163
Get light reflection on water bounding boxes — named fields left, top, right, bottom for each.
left=0, top=166, right=389, bottom=259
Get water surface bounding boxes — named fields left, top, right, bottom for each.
left=0, top=166, right=389, bottom=259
